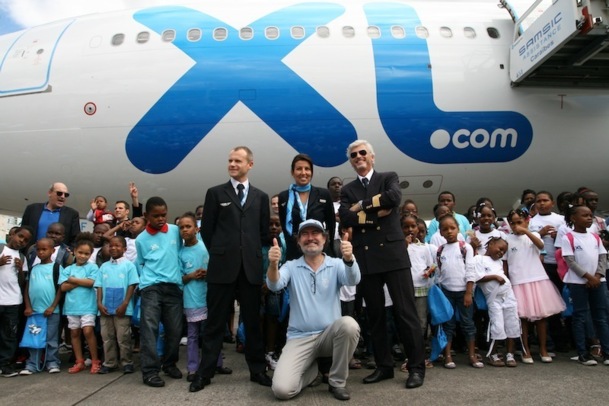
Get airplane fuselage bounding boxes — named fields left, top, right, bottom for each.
left=1, top=0, right=608, bottom=218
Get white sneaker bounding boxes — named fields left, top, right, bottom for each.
left=265, top=352, right=278, bottom=370
left=19, top=369, right=33, bottom=376
left=180, top=337, right=188, bottom=346
left=48, top=367, right=61, bottom=374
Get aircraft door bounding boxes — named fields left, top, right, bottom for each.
left=0, top=20, right=74, bottom=97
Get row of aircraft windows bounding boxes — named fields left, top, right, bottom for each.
left=111, top=25, right=501, bottom=45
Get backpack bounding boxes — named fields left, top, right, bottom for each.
left=436, top=240, right=467, bottom=271
left=555, top=232, right=601, bottom=281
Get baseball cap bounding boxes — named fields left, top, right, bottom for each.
left=298, top=219, right=325, bottom=235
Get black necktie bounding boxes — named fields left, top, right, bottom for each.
left=361, top=178, right=369, bottom=189
left=237, top=184, right=245, bottom=206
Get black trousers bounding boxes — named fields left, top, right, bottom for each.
left=359, top=268, right=426, bottom=375
left=197, top=269, right=266, bottom=378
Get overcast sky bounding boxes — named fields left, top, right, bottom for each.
left=0, top=0, right=543, bottom=35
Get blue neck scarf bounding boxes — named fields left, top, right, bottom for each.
left=286, top=183, right=311, bottom=236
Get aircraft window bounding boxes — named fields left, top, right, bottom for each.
left=291, top=26, right=305, bottom=39
left=487, top=27, right=500, bottom=39
left=188, top=28, right=202, bottom=42
left=240, top=27, right=253, bottom=40
left=415, top=26, right=429, bottom=39
left=464, top=27, right=476, bottom=39
left=342, top=26, right=355, bottom=38
left=162, top=30, right=176, bottom=42
left=367, top=26, right=381, bottom=39
left=266, top=26, right=279, bottom=39
left=440, top=27, right=452, bottom=38
left=316, top=26, right=330, bottom=38
left=111, top=34, right=125, bottom=46
left=136, top=31, right=150, bottom=44
left=391, top=26, right=406, bottom=39
left=214, top=28, right=228, bottom=41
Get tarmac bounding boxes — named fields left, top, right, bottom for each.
left=2, top=341, right=608, bottom=406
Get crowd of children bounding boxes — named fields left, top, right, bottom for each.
left=0, top=184, right=608, bottom=386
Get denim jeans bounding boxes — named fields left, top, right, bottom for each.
left=441, top=288, right=476, bottom=342
left=139, top=283, right=183, bottom=379
left=26, top=313, right=60, bottom=371
left=569, top=282, right=609, bottom=356
left=0, top=305, right=19, bottom=368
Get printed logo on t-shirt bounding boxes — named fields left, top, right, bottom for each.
left=574, top=245, right=583, bottom=252
left=510, top=247, right=518, bottom=252
left=151, top=244, right=159, bottom=251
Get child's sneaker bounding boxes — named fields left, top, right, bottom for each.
left=90, top=360, right=102, bottom=374
left=69, top=360, right=86, bottom=374
left=19, top=369, right=34, bottom=375
left=0, top=366, right=18, bottom=377
left=486, top=353, right=504, bottom=367
left=603, top=354, right=609, bottom=366
left=505, top=353, right=517, bottom=367
left=578, top=353, right=598, bottom=366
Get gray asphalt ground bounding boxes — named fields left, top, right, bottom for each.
left=1, top=341, right=607, bottom=406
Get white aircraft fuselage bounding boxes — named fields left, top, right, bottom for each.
left=1, top=0, right=608, bottom=219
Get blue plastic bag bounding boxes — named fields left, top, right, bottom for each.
left=430, top=326, right=448, bottom=361
left=474, top=286, right=488, bottom=311
left=132, top=296, right=141, bottom=327
left=428, top=285, right=454, bottom=325
left=20, top=314, right=47, bottom=349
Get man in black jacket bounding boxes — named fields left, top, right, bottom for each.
left=21, top=182, right=80, bottom=247
left=339, top=140, right=425, bottom=389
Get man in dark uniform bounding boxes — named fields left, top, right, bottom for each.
left=339, top=140, right=425, bottom=389
left=190, top=146, right=271, bottom=392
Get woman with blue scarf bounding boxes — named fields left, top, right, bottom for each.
left=278, top=154, right=336, bottom=260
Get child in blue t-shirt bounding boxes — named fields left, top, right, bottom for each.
left=178, top=212, right=230, bottom=381
left=59, top=235, right=100, bottom=374
left=135, top=197, right=183, bottom=387
left=95, top=236, right=139, bottom=374
left=20, top=238, right=63, bottom=375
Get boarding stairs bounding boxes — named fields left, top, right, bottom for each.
left=507, top=0, right=609, bottom=88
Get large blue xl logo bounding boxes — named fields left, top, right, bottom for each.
left=126, top=2, right=532, bottom=174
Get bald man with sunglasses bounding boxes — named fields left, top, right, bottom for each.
left=21, top=182, right=81, bottom=247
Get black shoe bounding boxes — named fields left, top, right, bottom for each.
left=216, top=366, right=233, bottom=375
left=250, top=371, right=272, bottom=387
left=187, top=373, right=196, bottom=382
left=162, top=365, right=183, bottom=379
left=98, top=365, right=117, bottom=374
left=189, top=375, right=211, bottom=392
left=0, top=366, right=18, bottom=378
left=362, top=368, right=393, bottom=384
left=143, top=374, right=165, bottom=388
left=329, top=385, right=351, bottom=401
left=405, top=372, right=424, bottom=389
left=223, top=335, right=236, bottom=343
left=123, top=365, right=135, bottom=374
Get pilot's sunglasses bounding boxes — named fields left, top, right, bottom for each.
left=55, top=191, right=70, bottom=197
left=350, top=150, right=367, bottom=159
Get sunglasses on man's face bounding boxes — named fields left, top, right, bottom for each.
left=350, top=150, right=367, bottom=159
left=55, top=191, right=70, bottom=198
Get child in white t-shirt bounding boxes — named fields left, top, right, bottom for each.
left=504, top=209, right=565, bottom=364
left=561, top=205, right=609, bottom=366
